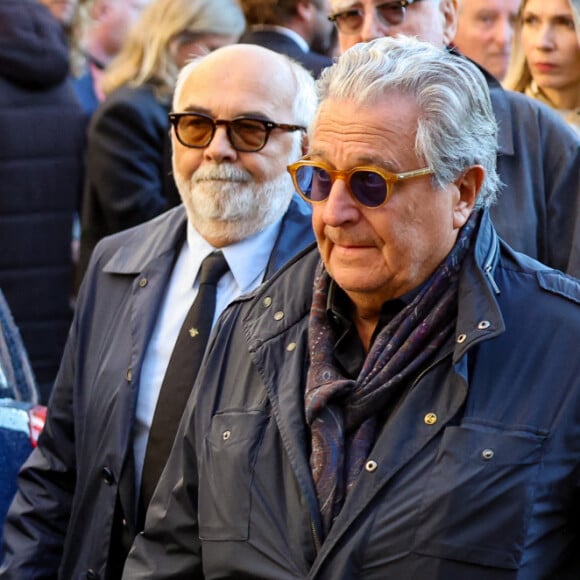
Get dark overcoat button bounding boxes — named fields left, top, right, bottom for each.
left=101, top=467, right=115, bottom=485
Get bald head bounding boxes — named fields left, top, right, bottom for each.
left=173, top=44, right=316, bottom=125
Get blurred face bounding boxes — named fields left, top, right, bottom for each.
left=520, top=0, right=580, bottom=105
left=172, top=47, right=302, bottom=247
left=454, top=0, right=520, bottom=80
left=329, top=0, right=458, bottom=53
left=309, top=95, right=472, bottom=314
left=97, top=0, right=152, bottom=58
left=39, top=0, right=79, bottom=26
left=311, top=0, right=336, bottom=54
left=171, top=33, right=240, bottom=70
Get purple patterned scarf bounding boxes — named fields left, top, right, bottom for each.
left=305, top=210, right=479, bottom=537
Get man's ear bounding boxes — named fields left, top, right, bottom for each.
left=301, top=132, right=309, bottom=156
left=453, top=164, right=484, bottom=229
left=296, top=0, right=314, bottom=22
left=441, top=0, right=459, bottom=46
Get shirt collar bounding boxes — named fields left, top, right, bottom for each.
left=186, top=217, right=284, bottom=292
left=249, top=24, right=310, bottom=53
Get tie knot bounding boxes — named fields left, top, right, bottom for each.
left=199, top=251, right=229, bottom=286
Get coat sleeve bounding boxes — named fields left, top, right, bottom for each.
left=0, top=313, right=78, bottom=577
left=122, top=386, right=204, bottom=579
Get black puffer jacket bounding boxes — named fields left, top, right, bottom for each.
left=0, top=0, right=85, bottom=402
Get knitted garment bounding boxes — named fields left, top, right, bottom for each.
left=0, top=290, right=37, bottom=403
left=305, top=210, right=479, bottom=537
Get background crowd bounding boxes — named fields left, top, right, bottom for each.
left=0, top=0, right=579, bottom=577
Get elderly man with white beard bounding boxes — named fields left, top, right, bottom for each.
left=1, top=44, right=316, bottom=580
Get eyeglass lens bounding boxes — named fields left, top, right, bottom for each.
left=175, top=115, right=269, bottom=152
left=294, top=165, right=388, bottom=208
left=335, top=2, right=407, bottom=33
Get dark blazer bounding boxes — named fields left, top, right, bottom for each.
left=0, top=0, right=85, bottom=402
left=78, top=83, right=181, bottom=281
left=240, top=29, right=333, bottom=78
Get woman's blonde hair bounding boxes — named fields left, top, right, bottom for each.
left=101, top=0, right=245, bottom=99
left=504, top=0, right=580, bottom=92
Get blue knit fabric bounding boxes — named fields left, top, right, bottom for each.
left=0, top=400, right=34, bottom=555
left=0, top=289, right=37, bottom=403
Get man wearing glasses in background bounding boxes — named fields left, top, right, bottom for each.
left=327, top=0, right=580, bottom=279
left=124, top=36, right=580, bottom=578
left=1, top=44, right=316, bottom=580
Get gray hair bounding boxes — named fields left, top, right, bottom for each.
left=315, top=35, right=501, bottom=207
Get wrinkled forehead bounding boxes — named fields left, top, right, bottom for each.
left=331, top=0, right=443, bottom=9
left=176, top=53, right=296, bottom=119
left=330, top=0, right=359, bottom=11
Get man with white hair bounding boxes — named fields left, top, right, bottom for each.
left=326, top=0, right=580, bottom=278
left=1, top=44, right=316, bottom=580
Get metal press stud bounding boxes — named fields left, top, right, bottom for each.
left=424, top=413, right=437, bottom=425
left=365, top=460, right=378, bottom=472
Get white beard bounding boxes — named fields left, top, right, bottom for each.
left=175, top=163, right=298, bottom=244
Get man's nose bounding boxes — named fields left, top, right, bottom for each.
left=203, top=125, right=237, bottom=163
left=360, top=10, right=390, bottom=42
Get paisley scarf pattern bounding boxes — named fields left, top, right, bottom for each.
left=305, top=210, right=479, bottom=537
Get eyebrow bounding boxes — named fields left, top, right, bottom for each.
left=331, top=0, right=361, bottom=12
left=308, top=150, right=401, bottom=172
left=175, top=105, right=274, bottom=121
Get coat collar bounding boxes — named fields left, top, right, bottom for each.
left=102, top=196, right=313, bottom=278
left=102, top=206, right=188, bottom=275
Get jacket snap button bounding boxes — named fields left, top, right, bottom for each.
left=424, top=413, right=437, bottom=425
left=365, top=460, right=378, bottom=472
left=222, top=430, right=231, bottom=441
left=138, top=277, right=148, bottom=288
left=101, top=467, right=115, bottom=485
left=262, top=296, right=272, bottom=308
left=286, top=342, right=297, bottom=352
left=86, top=569, right=98, bottom=580
left=477, top=320, right=491, bottom=330
left=126, top=367, right=132, bottom=382
left=482, top=448, right=495, bottom=460
left=273, top=311, right=284, bottom=321
left=456, top=333, right=467, bottom=344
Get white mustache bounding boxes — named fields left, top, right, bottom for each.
left=192, top=164, right=252, bottom=183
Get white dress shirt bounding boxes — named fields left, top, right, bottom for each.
left=133, top=217, right=282, bottom=487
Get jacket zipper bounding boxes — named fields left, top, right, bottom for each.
left=311, top=519, right=321, bottom=553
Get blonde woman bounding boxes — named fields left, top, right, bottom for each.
left=78, top=0, right=245, bottom=280
left=505, top=0, right=580, bottom=134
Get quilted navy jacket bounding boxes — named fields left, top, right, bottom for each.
left=0, top=0, right=85, bottom=402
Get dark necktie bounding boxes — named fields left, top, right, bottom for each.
left=139, top=251, right=229, bottom=520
